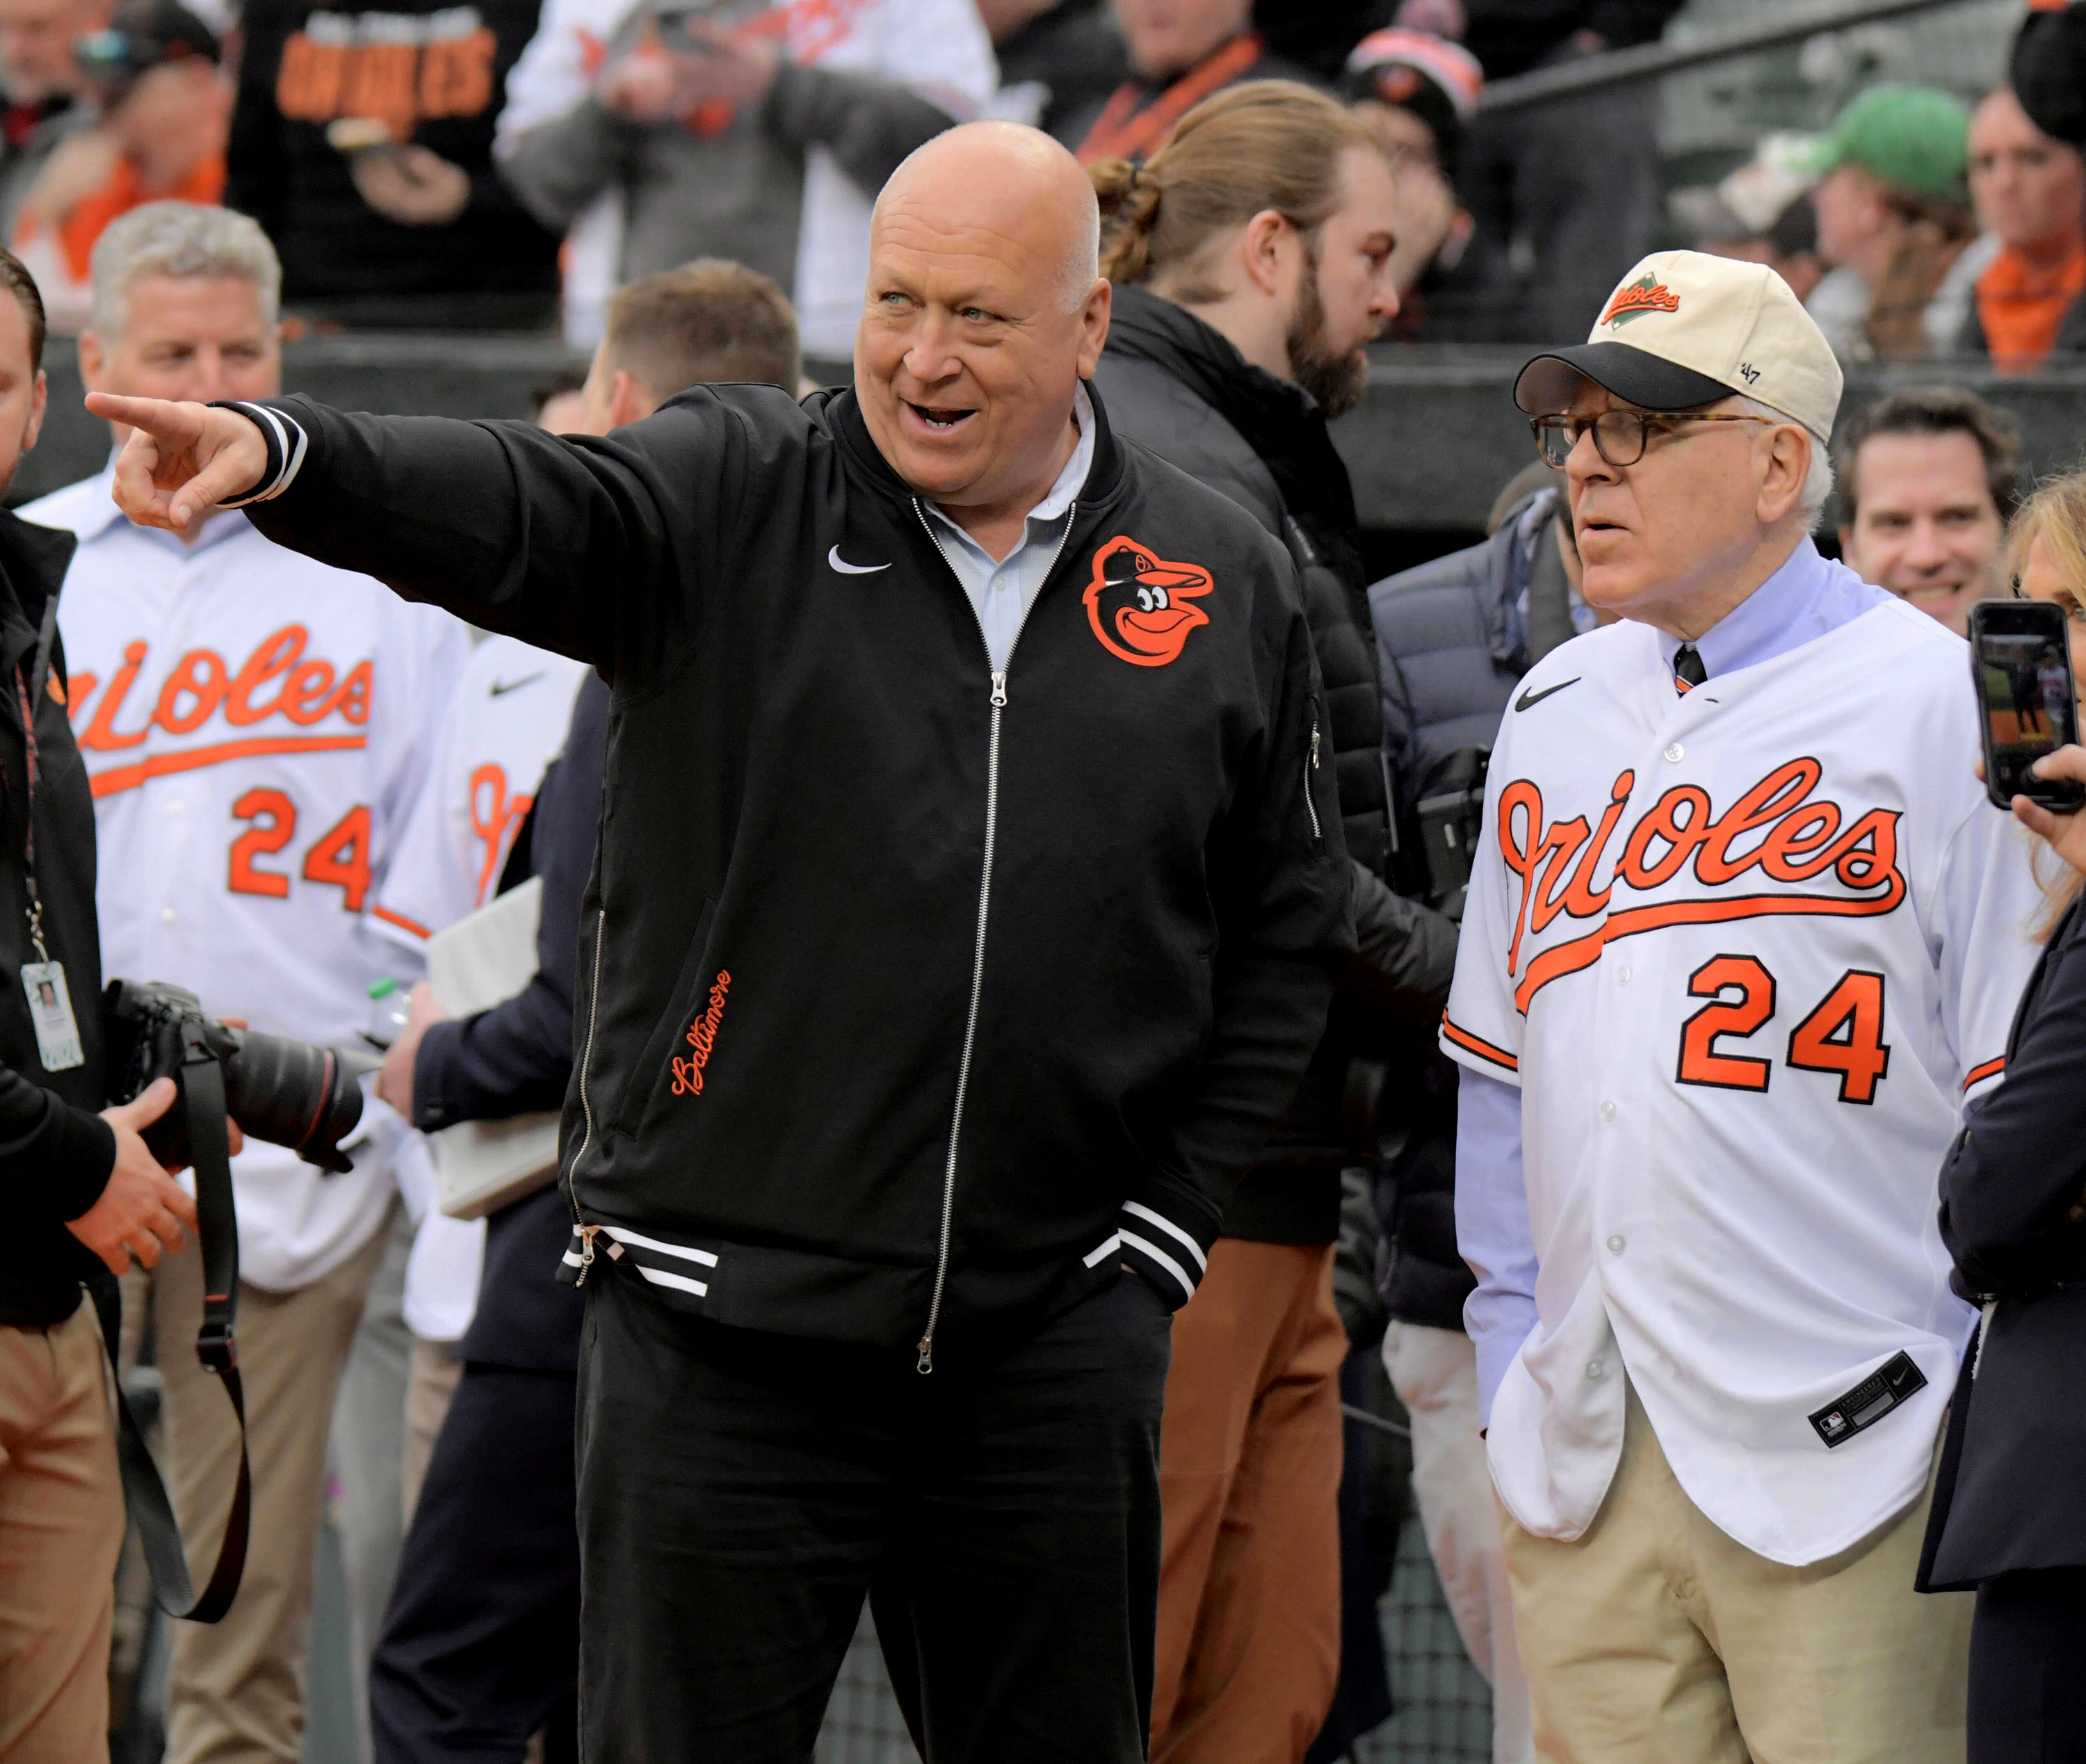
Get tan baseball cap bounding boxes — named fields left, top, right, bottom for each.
left=1512, top=250, right=1843, bottom=442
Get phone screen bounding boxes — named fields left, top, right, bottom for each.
left=1971, top=601, right=2083, bottom=806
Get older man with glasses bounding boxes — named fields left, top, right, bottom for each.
left=1441, top=250, right=2044, bottom=1763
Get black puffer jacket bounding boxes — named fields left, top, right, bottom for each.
left=1095, top=284, right=1457, bottom=1245
left=1365, top=485, right=1574, bottom=1329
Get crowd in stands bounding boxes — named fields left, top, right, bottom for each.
left=0, top=0, right=2064, bottom=369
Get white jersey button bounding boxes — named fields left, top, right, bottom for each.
left=1664, top=742, right=1685, bottom=763
left=1606, top=1233, right=1626, bottom=1254
left=1585, top=1359, right=1605, bottom=1379
left=1616, top=966, right=1631, bottom=987
left=164, top=798, right=184, bottom=816
left=1599, top=1100, right=1617, bottom=1123
left=159, top=907, right=176, bottom=924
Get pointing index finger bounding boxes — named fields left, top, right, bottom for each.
left=83, top=391, right=202, bottom=440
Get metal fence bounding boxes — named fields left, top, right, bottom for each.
left=812, top=1514, right=1492, bottom=1764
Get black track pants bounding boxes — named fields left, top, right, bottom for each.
left=371, top=1366, right=581, bottom=1763
left=576, top=1269, right=1173, bottom=1763
left=1968, top=1568, right=2086, bottom=1764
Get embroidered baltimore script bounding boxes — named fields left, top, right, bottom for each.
left=670, top=970, right=732, bottom=1097
left=1496, top=757, right=1905, bottom=1013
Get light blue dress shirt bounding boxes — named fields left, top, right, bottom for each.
left=921, top=385, right=1095, bottom=672
left=1458, top=537, right=1896, bottom=1422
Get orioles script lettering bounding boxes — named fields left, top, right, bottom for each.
left=1501, top=758, right=1905, bottom=1012
left=67, top=624, right=373, bottom=799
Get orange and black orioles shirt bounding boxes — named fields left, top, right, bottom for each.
left=227, top=0, right=559, bottom=319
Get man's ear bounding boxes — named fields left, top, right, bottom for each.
left=1239, top=207, right=1295, bottom=300
left=22, top=367, right=45, bottom=457
left=1076, top=276, right=1111, bottom=380
left=609, top=369, right=665, bottom=428
left=1756, top=423, right=1811, bottom=526
left=76, top=330, right=104, bottom=395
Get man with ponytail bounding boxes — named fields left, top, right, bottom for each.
left=1090, top=81, right=1458, bottom=1764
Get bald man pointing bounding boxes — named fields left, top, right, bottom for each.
left=96, top=124, right=1351, bottom=1763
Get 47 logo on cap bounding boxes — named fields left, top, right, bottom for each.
left=1083, top=537, right=1213, bottom=667
left=1601, top=274, right=1681, bottom=327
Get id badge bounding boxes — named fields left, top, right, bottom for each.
left=22, top=960, right=83, bottom=1071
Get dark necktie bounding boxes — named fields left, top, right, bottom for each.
left=1674, top=643, right=1706, bottom=695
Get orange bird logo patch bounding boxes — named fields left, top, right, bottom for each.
left=1083, top=538, right=1214, bottom=667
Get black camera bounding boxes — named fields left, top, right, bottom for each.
left=1414, top=745, right=1491, bottom=919
left=104, top=980, right=366, bottom=1174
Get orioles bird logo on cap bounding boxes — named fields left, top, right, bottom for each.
left=1083, top=537, right=1214, bottom=667
left=1601, top=274, right=1681, bottom=327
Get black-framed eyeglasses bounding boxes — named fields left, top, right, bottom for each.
left=1530, top=410, right=1774, bottom=471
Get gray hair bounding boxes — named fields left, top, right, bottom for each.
left=89, top=202, right=281, bottom=339
left=1730, top=394, right=1835, bottom=524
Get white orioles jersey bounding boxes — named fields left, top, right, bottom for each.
left=371, top=636, right=588, bottom=1343
left=29, top=474, right=471, bottom=1291
left=1441, top=592, right=2044, bottom=1567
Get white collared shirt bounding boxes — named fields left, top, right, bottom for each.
left=25, top=469, right=471, bottom=1290
left=922, top=384, right=1094, bottom=672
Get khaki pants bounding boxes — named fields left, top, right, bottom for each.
left=401, top=1336, right=462, bottom=1523
left=136, top=1222, right=390, bottom=1764
left=1149, top=1240, right=1345, bottom=1764
left=0, top=1304, right=124, bottom=1764
left=1382, top=1320, right=1535, bottom=1764
left=1501, top=1380, right=1970, bottom=1764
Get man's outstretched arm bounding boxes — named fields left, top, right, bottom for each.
left=90, top=391, right=743, bottom=674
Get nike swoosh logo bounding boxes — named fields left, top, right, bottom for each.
left=1514, top=677, right=1580, bottom=713
left=828, top=546, right=891, bottom=576
left=489, top=672, right=546, bottom=698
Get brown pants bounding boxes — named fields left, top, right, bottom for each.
left=135, top=1222, right=391, bottom=1764
left=1149, top=1240, right=1345, bottom=1764
left=0, top=1303, right=125, bottom=1764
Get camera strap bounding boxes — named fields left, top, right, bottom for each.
left=86, top=1042, right=252, bottom=1624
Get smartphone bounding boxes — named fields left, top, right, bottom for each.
left=1968, top=599, right=2086, bottom=812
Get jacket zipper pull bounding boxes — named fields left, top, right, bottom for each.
left=990, top=671, right=1007, bottom=709
left=1311, top=722, right=1321, bottom=771
left=574, top=1225, right=599, bottom=1287
left=916, top=1335, right=934, bottom=1375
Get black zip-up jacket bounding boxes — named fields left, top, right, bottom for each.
left=237, top=382, right=1352, bottom=1355
left=1094, top=286, right=1455, bottom=1245
left=0, top=510, right=118, bottom=1327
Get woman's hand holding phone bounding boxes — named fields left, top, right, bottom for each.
left=1994, top=745, right=2086, bottom=873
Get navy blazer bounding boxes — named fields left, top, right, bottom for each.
left=1919, top=888, right=2086, bottom=1589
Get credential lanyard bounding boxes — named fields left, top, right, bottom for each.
left=15, top=594, right=55, bottom=962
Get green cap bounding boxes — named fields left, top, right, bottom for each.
left=1801, top=83, right=1970, bottom=200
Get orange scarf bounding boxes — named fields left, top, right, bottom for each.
left=1975, top=237, right=2086, bottom=373
left=1076, top=32, right=1263, bottom=167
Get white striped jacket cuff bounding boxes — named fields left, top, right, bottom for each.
left=1085, top=1198, right=1210, bottom=1309
left=212, top=401, right=308, bottom=507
